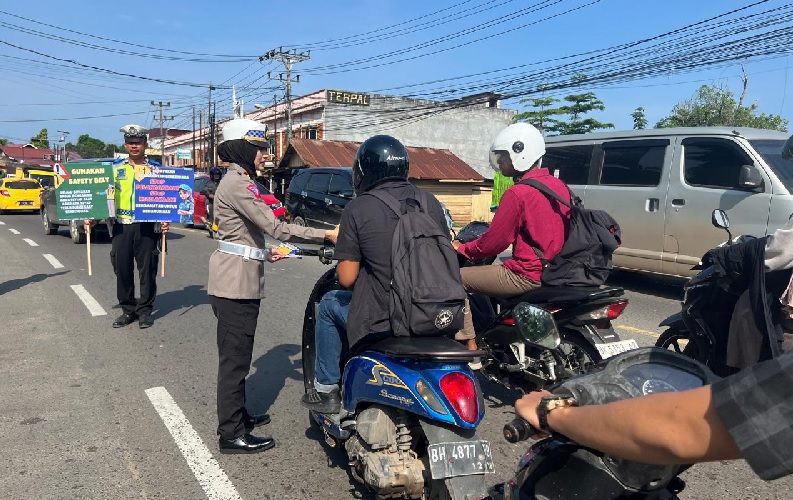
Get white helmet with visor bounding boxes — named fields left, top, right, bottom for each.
left=489, top=122, right=545, bottom=173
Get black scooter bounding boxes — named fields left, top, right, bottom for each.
left=656, top=209, right=787, bottom=376
left=491, top=304, right=719, bottom=500
left=456, top=222, right=633, bottom=393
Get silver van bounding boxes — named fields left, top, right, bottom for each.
left=543, top=127, right=793, bottom=277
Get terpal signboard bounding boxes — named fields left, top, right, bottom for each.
left=326, top=90, right=370, bottom=106
left=54, top=162, right=114, bottom=221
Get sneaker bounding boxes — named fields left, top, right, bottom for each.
left=300, top=388, right=341, bottom=414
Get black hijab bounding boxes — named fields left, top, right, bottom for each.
left=218, top=139, right=259, bottom=178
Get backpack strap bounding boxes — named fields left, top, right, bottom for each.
left=364, top=189, right=425, bottom=217
left=516, top=178, right=575, bottom=268
left=518, top=178, right=573, bottom=208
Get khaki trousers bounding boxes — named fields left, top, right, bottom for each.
left=455, top=265, right=540, bottom=341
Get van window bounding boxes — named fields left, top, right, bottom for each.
left=544, top=145, right=593, bottom=185
left=683, top=138, right=752, bottom=189
left=306, top=172, right=331, bottom=193
left=599, top=142, right=666, bottom=186
left=748, top=139, right=793, bottom=191
left=328, top=172, right=351, bottom=195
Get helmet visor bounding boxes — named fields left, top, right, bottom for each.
left=489, top=150, right=510, bottom=172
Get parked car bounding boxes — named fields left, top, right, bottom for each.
left=543, top=127, right=793, bottom=277
left=284, top=167, right=353, bottom=228
left=0, top=178, right=42, bottom=214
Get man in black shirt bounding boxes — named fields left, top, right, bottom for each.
left=301, top=135, right=449, bottom=413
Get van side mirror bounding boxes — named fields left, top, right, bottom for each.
left=783, top=135, right=793, bottom=160
left=738, top=165, right=764, bottom=191
left=711, top=209, right=730, bottom=230
left=513, top=303, right=560, bottom=350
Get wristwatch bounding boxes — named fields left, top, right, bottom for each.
left=536, top=395, right=577, bottom=434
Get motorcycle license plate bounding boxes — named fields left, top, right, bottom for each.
left=595, top=339, right=639, bottom=359
left=427, top=440, right=495, bottom=479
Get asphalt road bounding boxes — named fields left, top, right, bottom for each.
left=0, top=210, right=791, bottom=500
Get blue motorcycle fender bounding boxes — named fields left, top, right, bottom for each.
left=660, top=312, right=684, bottom=329
left=342, top=352, right=484, bottom=428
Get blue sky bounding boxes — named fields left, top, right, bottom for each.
left=1, top=0, right=792, bottom=146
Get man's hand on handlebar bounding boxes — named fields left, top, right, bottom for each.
left=324, top=229, right=338, bottom=245
left=515, top=390, right=552, bottom=438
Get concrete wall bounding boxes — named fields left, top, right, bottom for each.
left=324, top=94, right=515, bottom=179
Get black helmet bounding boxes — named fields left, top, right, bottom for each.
left=352, top=135, right=409, bottom=194
left=209, top=167, right=223, bottom=180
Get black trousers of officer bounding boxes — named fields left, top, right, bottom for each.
left=210, top=295, right=261, bottom=440
left=111, top=222, right=158, bottom=317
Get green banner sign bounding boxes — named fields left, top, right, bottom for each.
left=55, top=161, right=115, bottom=220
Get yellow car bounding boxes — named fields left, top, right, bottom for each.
left=0, top=178, right=42, bottom=213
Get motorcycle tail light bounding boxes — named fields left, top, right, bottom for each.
left=415, top=379, right=447, bottom=415
left=588, top=300, right=629, bottom=320
left=439, top=372, right=478, bottom=424
left=500, top=317, right=515, bottom=325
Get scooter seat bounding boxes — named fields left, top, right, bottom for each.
left=496, top=286, right=625, bottom=308
left=367, top=336, right=485, bottom=360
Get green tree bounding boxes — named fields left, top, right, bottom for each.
left=29, top=128, right=49, bottom=149
left=102, top=143, right=120, bottom=157
left=655, top=83, right=788, bottom=131
left=67, top=134, right=108, bottom=159
left=631, top=107, right=648, bottom=129
left=514, top=96, right=562, bottom=131
left=516, top=76, right=614, bottom=135
left=0, top=137, right=9, bottom=146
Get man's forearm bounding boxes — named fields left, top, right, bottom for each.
left=547, top=386, right=741, bottom=464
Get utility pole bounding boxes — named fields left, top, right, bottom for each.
left=207, top=82, right=216, bottom=167
left=57, top=130, right=69, bottom=162
left=261, top=47, right=310, bottom=144
left=192, top=105, right=196, bottom=167
left=151, top=101, right=173, bottom=164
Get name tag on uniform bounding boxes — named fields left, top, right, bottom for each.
left=117, top=167, right=127, bottom=180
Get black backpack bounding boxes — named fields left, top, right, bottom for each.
left=519, top=178, right=622, bottom=287
left=365, top=190, right=466, bottom=337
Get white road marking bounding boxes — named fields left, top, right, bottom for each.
left=9, top=228, right=20, bottom=234
left=42, top=254, right=64, bottom=269
left=69, top=284, right=107, bottom=316
left=616, top=324, right=660, bottom=338
left=23, top=238, right=39, bottom=247
left=145, top=387, right=242, bottom=500
left=0, top=220, right=5, bottom=225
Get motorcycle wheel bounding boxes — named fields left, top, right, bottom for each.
left=558, top=328, right=602, bottom=374
left=656, top=328, right=701, bottom=360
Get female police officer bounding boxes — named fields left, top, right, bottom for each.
left=208, top=118, right=337, bottom=454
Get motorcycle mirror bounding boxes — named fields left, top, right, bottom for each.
left=513, top=303, right=560, bottom=350
left=711, top=209, right=730, bottom=230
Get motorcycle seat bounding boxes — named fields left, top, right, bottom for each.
left=367, top=336, right=485, bottom=360
left=496, top=286, right=625, bottom=308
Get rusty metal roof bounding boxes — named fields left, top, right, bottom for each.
left=283, top=139, right=484, bottom=182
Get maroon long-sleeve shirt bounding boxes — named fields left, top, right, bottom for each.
left=458, top=168, right=571, bottom=282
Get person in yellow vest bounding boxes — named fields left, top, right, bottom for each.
left=86, top=124, right=169, bottom=329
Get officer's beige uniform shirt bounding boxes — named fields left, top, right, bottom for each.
left=208, top=163, right=325, bottom=299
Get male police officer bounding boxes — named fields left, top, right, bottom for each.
left=88, top=125, right=169, bottom=329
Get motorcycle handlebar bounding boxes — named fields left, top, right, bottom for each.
left=503, top=418, right=540, bottom=443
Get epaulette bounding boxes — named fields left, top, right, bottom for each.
left=112, top=158, right=126, bottom=165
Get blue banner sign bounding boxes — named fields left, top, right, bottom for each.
left=134, top=167, right=194, bottom=223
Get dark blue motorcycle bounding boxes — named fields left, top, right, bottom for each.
left=300, top=247, right=493, bottom=500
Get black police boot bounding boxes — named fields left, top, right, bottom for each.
left=218, top=433, right=275, bottom=454
left=113, top=313, right=137, bottom=328
left=243, top=413, right=271, bottom=431
left=300, top=389, right=341, bottom=414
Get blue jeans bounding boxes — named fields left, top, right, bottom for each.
left=314, top=290, right=352, bottom=393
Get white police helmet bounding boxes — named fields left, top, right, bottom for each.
left=489, top=122, right=545, bottom=173
left=219, top=118, right=270, bottom=148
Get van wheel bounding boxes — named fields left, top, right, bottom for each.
left=42, top=207, right=58, bottom=235
left=292, top=215, right=306, bottom=227
left=69, top=219, right=86, bottom=244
